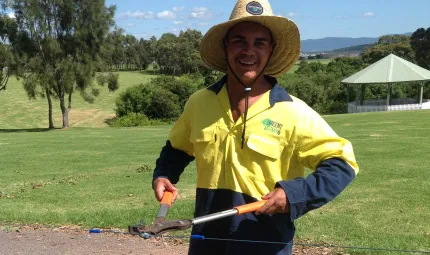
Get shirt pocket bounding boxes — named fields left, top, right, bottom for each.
left=245, top=134, right=286, bottom=183
left=247, top=134, right=284, bottom=160
left=189, top=127, right=217, bottom=170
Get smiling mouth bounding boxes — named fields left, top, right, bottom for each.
left=239, top=60, right=257, bottom=66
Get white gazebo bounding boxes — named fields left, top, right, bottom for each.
left=342, top=54, right=430, bottom=113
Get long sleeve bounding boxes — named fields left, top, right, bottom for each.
left=276, top=157, right=356, bottom=221
left=152, top=96, right=195, bottom=184
left=153, top=140, right=195, bottom=184
left=277, top=103, right=359, bottom=221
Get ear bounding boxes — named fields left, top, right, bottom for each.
left=223, top=38, right=228, bottom=48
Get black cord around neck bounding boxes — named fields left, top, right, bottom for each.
left=223, top=42, right=277, bottom=149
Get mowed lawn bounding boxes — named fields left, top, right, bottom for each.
left=287, top=58, right=333, bottom=73
left=0, top=72, right=429, bottom=254
left=0, top=72, right=154, bottom=129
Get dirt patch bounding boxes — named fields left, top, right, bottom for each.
left=0, top=225, right=345, bottom=255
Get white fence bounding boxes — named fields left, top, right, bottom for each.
left=348, top=99, right=430, bottom=113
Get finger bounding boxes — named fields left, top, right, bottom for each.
left=255, top=198, right=275, bottom=215
left=261, top=190, right=275, bottom=200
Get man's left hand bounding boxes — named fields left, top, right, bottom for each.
left=255, top=188, right=289, bottom=215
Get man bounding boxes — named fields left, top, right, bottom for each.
left=152, top=0, right=359, bottom=254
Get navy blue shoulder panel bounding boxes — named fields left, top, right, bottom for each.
left=276, top=158, right=356, bottom=221
left=152, top=140, right=195, bottom=184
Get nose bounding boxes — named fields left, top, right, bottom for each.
left=241, top=42, right=255, bottom=56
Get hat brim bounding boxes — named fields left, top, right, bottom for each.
left=200, top=16, right=301, bottom=77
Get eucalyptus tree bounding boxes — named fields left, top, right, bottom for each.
left=0, top=3, right=17, bottom=92
left=10, top=0, right=116, bottom=128
left=362, top=35, right=414, bottom=64
left=411, top=27, right=430, bottom=70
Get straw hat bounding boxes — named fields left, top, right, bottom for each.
left=200, top=0, right=301, bottom=77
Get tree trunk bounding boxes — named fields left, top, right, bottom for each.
left=46, top=88, right=54, bottom=129
left=59, top=93, right=72, bottom=129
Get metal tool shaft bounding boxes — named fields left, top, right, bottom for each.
left=192, top=209, right=238, bottom=225
left=155, top=204, right=169, bottom=223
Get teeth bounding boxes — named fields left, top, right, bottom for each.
left=240, top=61, right=255, bottom=65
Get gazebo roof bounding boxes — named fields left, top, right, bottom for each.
left=342, top=54, right=430, bottom=84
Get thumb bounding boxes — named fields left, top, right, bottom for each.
left=165, top=182, right=178, bottom=202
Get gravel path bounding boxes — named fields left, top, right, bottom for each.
left=0, top=225, right=340, bottom=255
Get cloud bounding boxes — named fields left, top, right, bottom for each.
left=157, top=11, right=176, bottom=20
left=190, top=7, right=212, bottom=19
left=197, top=22, right=209, bottom=27
left=364, top=12, right=374, bottom=17
left=336, top=16, right=347, bottom=19
left=173, top=20, right=183, bottom=25
left=132, top=33, right=149, bottom=39
left=173, top=6, right=185, bottom=12
left=171, top=28, right=182, bottom=35
left=121, top=11, right=154, bottom=19
left=8, top=12, right=15, bottom=18
left=126, top=23, right=135, bottom=28
left=287, top=12, right=298, bottom=17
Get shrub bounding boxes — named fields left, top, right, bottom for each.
left=107, top=73, right=119, bottom=92
left=149, top=75, right=199, bottom=111
left=96, top=73, right=108, bottom=86
left=115, top=83, right=154, bottom=117
left=108, top=113, right=167, bottom=127
left=145, top=88, right=181, bottom=120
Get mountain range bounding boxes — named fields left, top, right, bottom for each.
left=301, top=33, right=413, bottom=53
left=301, top=37, right=378, bottom=53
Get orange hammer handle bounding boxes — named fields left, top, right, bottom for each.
left=234, top=200, right=266, bottom=215
left=160, top=191, right=173, bottom=208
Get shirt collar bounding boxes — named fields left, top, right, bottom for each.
left=207, top=75, right=293, bottom=107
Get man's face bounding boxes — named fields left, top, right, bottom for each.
left=224, top=22, right=274, bottom=84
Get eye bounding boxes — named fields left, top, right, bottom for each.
left=255, top=41, right=267, bottom=47
left=231, top=39, right=245, bottom=46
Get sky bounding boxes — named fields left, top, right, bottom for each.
left=104, top=0, right=430, bottom=40
left=7, top=0, right=429, bottom=40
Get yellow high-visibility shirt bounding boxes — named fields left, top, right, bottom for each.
left=168, top=76, right=359, bottom=200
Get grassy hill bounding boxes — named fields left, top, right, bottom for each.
left=1, top=71, right=430, bottom=254
left=0, top=110, right=429, bottom=254
left=0, top=72, right=155, bottom=129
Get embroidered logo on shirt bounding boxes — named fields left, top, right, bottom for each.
left=262, top=118, right=283, bottom=135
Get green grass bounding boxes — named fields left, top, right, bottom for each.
left=0, top=127, right=196, bottom=229
left=0, top=72, right=429, bottom=254
left=295, top=111, right=430, bottom=254
left=288, top=58, right=333, bottom=73
left=0, top=72, right=154, bottom=129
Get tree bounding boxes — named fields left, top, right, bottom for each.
left=153, top=29, right=209, bottom=76
left=362, top=35, right=414, bottom=64
left=124, top=34, right=139, bottom=70
left=155, top=33, right=178, bottom=75
left=0, top=44, right=14, bottom=92
left=0, top=7, right=18, bottom=92
left=410, top=27, right=430, bottom=70
left=10, top=0, right=116, bottom=128
left=136, top=38, right=152, bottom=70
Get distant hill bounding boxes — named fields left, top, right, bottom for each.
left=301, top=33, right=413, bottom=53
left=301, top=37, right=378, bottom=53
left=330, top=44, right=372, bottom=53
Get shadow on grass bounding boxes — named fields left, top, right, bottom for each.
left=104, top=117, right=117, bottom=127
left=140, top=69, right=159, bottom=75
left=0, top=128, right=61, bottom=133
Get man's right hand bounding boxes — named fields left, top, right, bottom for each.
left=152, top=177, right=178, bottom=202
